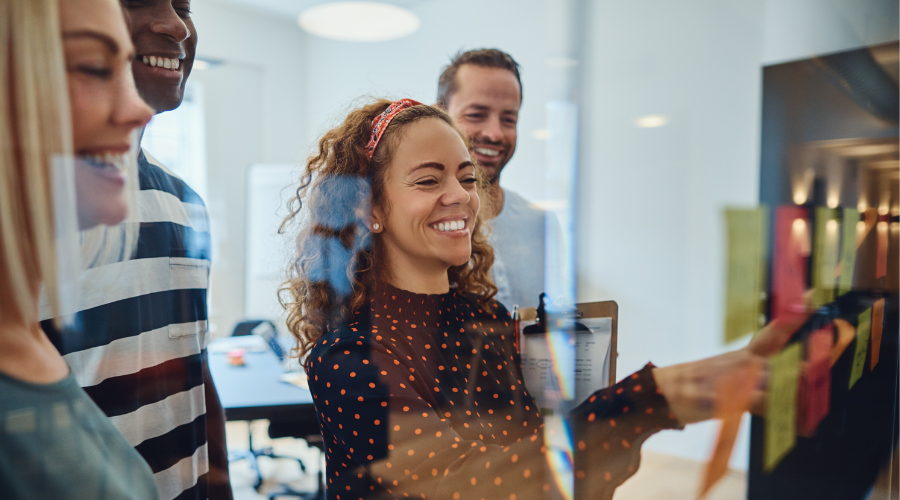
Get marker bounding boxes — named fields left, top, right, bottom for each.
left=512, top=305, right=520, bottom=351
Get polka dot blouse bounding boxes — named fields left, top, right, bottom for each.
left=307, top=283, right=681, bottom=500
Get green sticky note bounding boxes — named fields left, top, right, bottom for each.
left=849, top=308, right=872, bottom=389
left=837, top=208, right=859, bottom=296
left=765, top=343, right=802, bottom=472
left=723, top=207, right=769, bottom=343
left=811, top=208, right=839, bottom=307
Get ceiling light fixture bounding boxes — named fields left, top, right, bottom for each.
left=298, top=2, right=420, bottom=42
left=635, top=115, right=667, bottom=128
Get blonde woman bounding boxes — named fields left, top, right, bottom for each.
left=0, top=0, right=155, bottom=497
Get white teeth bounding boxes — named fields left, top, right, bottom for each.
left=433, top=220, right=465, bottom=232
left=475, top=148, right=499, bottom=157
left=81, top=152, right=128, bottom=171
left=143, top=56, right=181, bottom=71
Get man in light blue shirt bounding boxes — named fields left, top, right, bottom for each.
left=438, top=49, right=551, bottom=311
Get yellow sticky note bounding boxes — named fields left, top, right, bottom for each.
left=837, top=208, right=859, bottom=296
left=812, top=208, right=839, bottom=307
left=765, top=343, right=802, bottom=472
left=724, top=207, right=768, bottom=343
left=849, top=308, right=872, bottom=389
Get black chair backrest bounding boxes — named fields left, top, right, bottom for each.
left=232, top=320, right=266, bottom=337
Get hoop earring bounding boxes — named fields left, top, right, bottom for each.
left=373, top=223, right=380, bottom=231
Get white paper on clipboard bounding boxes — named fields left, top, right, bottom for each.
left=520, top=317, right=612, bottom=409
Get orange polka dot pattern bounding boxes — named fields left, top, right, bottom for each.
left=307, top=283, right=680, bottom=500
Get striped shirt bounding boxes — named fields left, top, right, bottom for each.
left=41, top=150, right=212, bottom=500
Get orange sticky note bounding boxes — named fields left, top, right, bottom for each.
left=876, top=222, right=888, bottom=279
left=697, top=363, right=760, bottom=498
left=831, top=319, right=856, bottom=367
left=871, top=299, right=885, bottom=370
left=798, top=328, right=832, bottom=437
left=765, top=343, right=803, bottom=472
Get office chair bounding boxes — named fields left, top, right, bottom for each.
left=263, top=419, right=325, bottom=500
left=226, top=320, right=323, bottom=498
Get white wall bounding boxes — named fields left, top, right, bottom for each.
left=299, top=0, right=565, bottom=204
left=764, top=0, right=899, bottom=64
left=190, top=0, right=306, bottom=336
left=576, top=0, right=898, bottom=468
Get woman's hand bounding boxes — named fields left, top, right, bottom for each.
left=651, top=314, right=811, bottom=425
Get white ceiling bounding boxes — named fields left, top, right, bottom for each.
left=203, top=0, right=432, bottom=20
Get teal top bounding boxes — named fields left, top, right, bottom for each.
left=0, top=370, right=159, bottom=500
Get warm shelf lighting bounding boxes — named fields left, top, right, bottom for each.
left=299, top=2, right=420, bottom=42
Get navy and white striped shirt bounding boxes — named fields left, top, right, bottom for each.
left=42, top=150, right=212, bottom=500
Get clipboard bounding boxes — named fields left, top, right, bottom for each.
left=517, top=299, right=618, bottom=409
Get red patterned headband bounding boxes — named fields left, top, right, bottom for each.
left=365, top=98, right=423, bottom=162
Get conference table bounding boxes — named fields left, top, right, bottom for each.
left=208, top=339, right=316, bottom=422
left=208, top=338, right=321, bottom=498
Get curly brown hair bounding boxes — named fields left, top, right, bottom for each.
left=280, top=99, right=497, bottom=364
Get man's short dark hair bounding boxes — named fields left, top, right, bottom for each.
left=437, top=48, right=522, bottom=107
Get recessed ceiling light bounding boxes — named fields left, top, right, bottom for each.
left=299, top=2, right=420, bottom=42
left=532, top=129, right=551, bottom=140
left=635, top=115, right=667, bottom=128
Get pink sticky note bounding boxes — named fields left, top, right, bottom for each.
left=798, top=327, right=833, bottom=437
left=772, top=207, right=810, bottom=322
left=871, top=299, right=885, bottom=370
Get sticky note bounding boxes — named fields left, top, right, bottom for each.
left=871, top=299, right=885, bottom=370
left=765, top=343, right=802, bottom=472
left=798, top=327, right=832, bottom=437
left=724, top=207, right=769, bottom=343
left=811, top=208, right=839, bottom=307
left=772, top=207, right=810, bottom=322
left=831, top=319, right=856, bottom=367
left=837, top=208, right=859, bottom=296
left=849, top=308, right=872, bottom=389
left=877, top=222, right=888, bottom=279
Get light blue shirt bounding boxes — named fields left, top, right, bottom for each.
left=489, top=189, right=553, bottom=311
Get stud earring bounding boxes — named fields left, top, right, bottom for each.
left=373, top=223, right=380, bottom=231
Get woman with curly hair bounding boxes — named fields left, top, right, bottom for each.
left=281, top=98, right=802, bottom=500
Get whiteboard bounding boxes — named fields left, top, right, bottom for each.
left=244, top=163, right=302, bottom=324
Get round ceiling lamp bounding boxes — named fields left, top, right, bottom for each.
left=299, top=2, right=420, bottom=42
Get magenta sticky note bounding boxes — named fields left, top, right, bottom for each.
left=798, top=327, right=832, bottom=437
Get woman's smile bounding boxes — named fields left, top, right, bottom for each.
left=429, top=215, right=469, bottom=236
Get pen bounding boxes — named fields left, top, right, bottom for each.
left=512, top=305, right=520, bottom=352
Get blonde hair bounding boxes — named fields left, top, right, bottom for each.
left=0, top=0, right=70, bottom=324
left=0, top=0, right=139, bottom=326
left=280, top=99, right=497, bottom=364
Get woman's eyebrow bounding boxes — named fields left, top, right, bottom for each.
left=459, top=161, right=475, bottom=170
left=410, top=162, right=445, bottom=174
left=62, top=30, right=119, bottom=55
